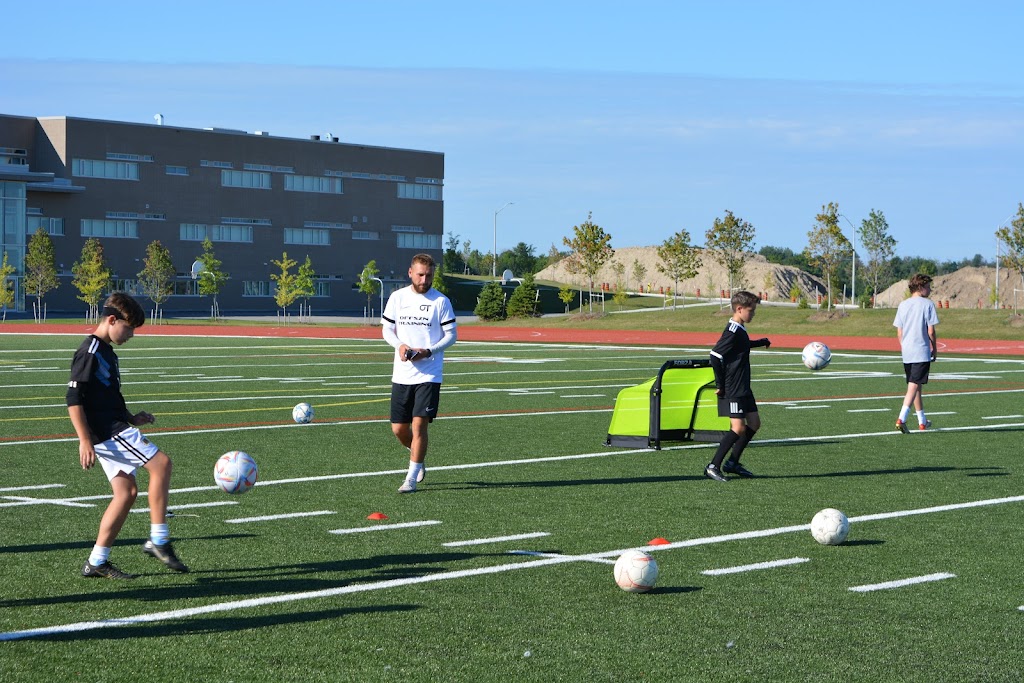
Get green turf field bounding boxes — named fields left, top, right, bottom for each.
left=2, top=333, right=1023, bottom=681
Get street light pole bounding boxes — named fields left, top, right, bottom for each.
left=840, top=214, right=857, bottom=308
left=493, top=202, right=514, bottom=278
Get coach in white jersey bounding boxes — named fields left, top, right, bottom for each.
left=382, top=253, right=457, bottom=493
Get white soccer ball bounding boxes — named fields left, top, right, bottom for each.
left=292, top=402, right=314, bottom=424
left=801, top=341, right=832, bottom=371
left=214, top=451, right=259, bottom=494
left=613, top=549, right=659, bottom=593
left=811, top=508, right=850, bottom=545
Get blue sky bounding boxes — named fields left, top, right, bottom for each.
left=2, top=1, right=1022, bottom=263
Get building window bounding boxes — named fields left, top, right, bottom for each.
left=200, top=160, right=233, bottom=169
left=397, top=233, right=441, bottom=250
left=243, top=281, right=274, bottom=297
left=314, top=281, right=331, bottom=297
left=397, top=183, right=441, bottom=200
left=180, top=223, right=253, bottom=243
left=352, top=231, right=380, bottom=240
left=222, top=217, right=271, bottom=225
left=221, top=170, right=271, bottom=189
left=391, top=225, right=423, bottom=233
left=81, top=219, right=138, bottom=239
left=284, top=228, right=331, bottom=246
left=284, top=175, right=343, bottom=194
left=244, top=163, right=294, bottom=173
left=27, top=216, right=65, bottom=236
left=166, top=165, right=189, bottom=176
left=72, top=159, right=139, bottom=180
left=106, top=153, right=153, bottom=162
left=304, top=221, right=350, bottom=229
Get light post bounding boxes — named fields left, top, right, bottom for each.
left=493, top=202, right=514, bottom=278
left=839, top=214, right=857, bottom=307
left=370, top=276, right=384, bottom=318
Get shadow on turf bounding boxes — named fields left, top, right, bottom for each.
left=22, top=604, right=420, bottom=642
left=0, top=533, right=257, bottom=555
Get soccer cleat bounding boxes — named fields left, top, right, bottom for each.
left=143, top=540, right=189, bottom=573
left=81, top=560, right=137, bottom=579
left=416, top=466, right=426, bottom=483
left=919, top=420, right=932, bottom=431
left=723, top=460, right=754, bottom=478
left=398, top=478, right=417, bottom=493
left=704, top=464, right=728, bottom=483
left=896, top=420, right=909, bottom=434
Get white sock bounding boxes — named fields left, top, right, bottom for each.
left=916, top=410, right=927, bottom=425
left=88, top=545, right=111, bottom=566
left=151, top=523, right=169, bottom=546
left=407, top=461, right=424, bottom=482
left=899, top=406, right=911, bottom=422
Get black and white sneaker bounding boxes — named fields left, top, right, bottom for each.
left=704, top=464, right=728, bottom=482
left=723, top=460, right=754, bottom=478
left=143, top=540, right=189, bottom=573
left=81, top=560, right=137, bottom=579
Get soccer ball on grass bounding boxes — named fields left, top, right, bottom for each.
left=801, top=342, right=832, bottom=371
left=292, top=402, right=314, bottom=424
left=214, top=450, right=258, bottom=494
left=810, top=508, right=849, bottom=545
left=613, top=549, right=659, bottom=592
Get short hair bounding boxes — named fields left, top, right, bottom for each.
left=411, top=253, right=435, bottom=270
left=730, top=290, right=760, bottom=310
left=908, top=273, right=933, bottom=294
left=103, top=292, right=146, bottom=328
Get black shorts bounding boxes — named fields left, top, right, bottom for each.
left=903, top=362, right=931, bottom=385
left=391, top=382, right=441, bottom=423
left=718, top=395, right=757, bottom=419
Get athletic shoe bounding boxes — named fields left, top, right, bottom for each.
left=919, top=420, right=932, bottom=431
left=416, top=466, right=426, bottom=483
left=143, top=540, right=189, bottom=573
left=398, top=478, right=417, bottom=493
left=723, top=460, right=754, bottom=478
left=81, top=560, right=137, bottom=579
left=704, top=464, right=728, bottom=483
left=896, top=420, right=909, bottom=434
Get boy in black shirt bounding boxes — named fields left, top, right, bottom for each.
left=706, top=291, right=771, bottom=482
left=67, top=292, right=188, bottom=578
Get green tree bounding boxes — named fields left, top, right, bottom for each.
left=631, top=258, right=647, bottom=293
left=562, top=212, right=614, bottom=313
left=24, top=227, right=60, bottom=322
left=270, top=251, right=299, bottom=316
left=502, top=242, right=537, bottom=277
left=0, top=251, right=15, bottom=321
left=656, top=230, right=702, bottom=310
left=506, top=272, right=539, bottom=318
left=357, top=260, right=380, bottom=317
left=996, top=202, right=1024, bottom=284
left=804, top=202, right=851, bottom=310
left=71, top=237, right=111, bottom=321
left=137, top=240, right=175, bottom=322
left=612, top=280, right=629, bottom=309
left=432, top=268, right=449, bottom=298
left=705, top=210, right=756, bottom=293
left=558, top=285, right=575, bottom=313
left=609, top=259, right=625, bottom=290
left=295, top=255, right=317, bottom=315
left=443, top=232, right=463, bottom=274
left=474, top=281, right=506, bottom=320
left=858, top=209, right=897, bottom=305
left=196, top=237, right=228, bottom=318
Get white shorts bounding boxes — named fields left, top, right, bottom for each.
left=94, top=427, right=161, bottom=481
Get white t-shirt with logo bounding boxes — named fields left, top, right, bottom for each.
left=382, top=286, right=457, bottom=385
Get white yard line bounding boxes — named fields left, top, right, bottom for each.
left=702, top=557, right=810, bottom=576
left=0, top=484, right=64, bottom=493
left=328, top=520, right=442, bottom=535
left=443, top=532, right=550, bottom=547
left=131, top=501, right=239, bottom=514
left=225, top=510, right=336, bottom=524
left=849, top=573, right=956, bottom=593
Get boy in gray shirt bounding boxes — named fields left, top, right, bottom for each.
left=893, top=273, right=940, bottom=432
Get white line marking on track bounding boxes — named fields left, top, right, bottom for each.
left=559, top=394, right=606, bottom=398
left=0, top=496, right=93, bottom=509
left=507, top=550, right=615, bottom=564
left=444, top=532, right=550, bottom=547
left=702, top=557, right=810, bottom=575
left=0, top=483, right=65, bottom=493
left=786, top=405, right=830, bottom=410
left=849, top=572, right=956, bottom=593
left=131, top=501, right=239, bottom=513
left=983, top=414, right=1023, bottom=420
left=328, top=520, right=441, bottom=535
left=3, top=494, right=1022, bottom=642
left=847, top=408, right=890, bottom=413
left=226, top=510, right=336, bottom=524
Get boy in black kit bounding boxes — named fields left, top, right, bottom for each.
left=67, top=292, right=188, bottom=578
left=705, top=291, right=771, bottom=482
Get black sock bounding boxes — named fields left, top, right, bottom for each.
left=711, top=430, right=741, bottom=468
left=729, top=428, right=758, bottom=464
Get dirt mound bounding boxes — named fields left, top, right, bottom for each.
left=535, top=246, right=827, bottom=302
left=874, top=266, right=1024, bottom=310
